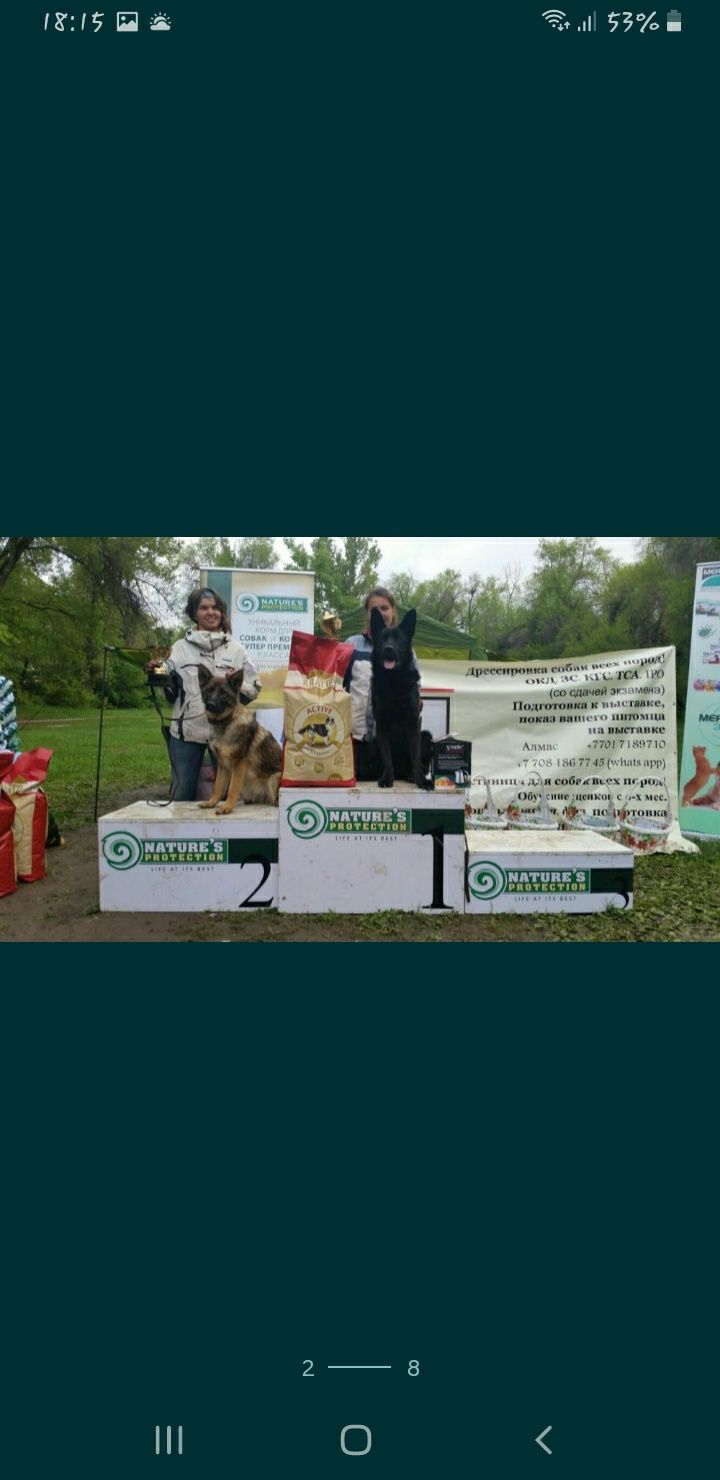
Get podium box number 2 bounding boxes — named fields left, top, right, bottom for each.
left=99, top=802, right=279, bottom=912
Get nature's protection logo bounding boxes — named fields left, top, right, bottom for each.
left=286, top=800, right=328, bottom=839
left=467, top=861, right=507, bottom=900
left=102, top=833, right=228, bottom=868
left=102, top=832, right=143, bottom=871
left=237, top=592, right=309, bottom=614
left=286, top=802, right=411, bottom=838
left=701, top=567, right=720, bottom=588
left=236, top=592, right=260, bottom=614
left=468, top=861, right=590, bottom=898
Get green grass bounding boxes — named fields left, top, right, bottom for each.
left=17, top=704, right=169, bottom=830
left=158, top=846, right=720, bottom=941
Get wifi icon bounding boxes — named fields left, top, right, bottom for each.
left=542, top=9, right=569, bottom=27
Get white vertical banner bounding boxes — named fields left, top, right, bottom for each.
left=202, top=568, right=315, bottom=672
left=678, top=562, right=720, bottom=839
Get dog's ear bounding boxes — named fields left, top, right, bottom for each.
left=228, top=668, right=246, bottom=692
left=399, top=608, right=417, bottom=640
left=198, top=666, right=212, bottom=691
left=370, top=607, right=386, bottom=640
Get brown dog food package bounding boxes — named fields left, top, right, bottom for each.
left=282, top=632, right=356, bottom=788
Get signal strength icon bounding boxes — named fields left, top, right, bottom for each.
left=542, top=10, right=569, bottom=29
left=577, top=10, right=597, bottom=29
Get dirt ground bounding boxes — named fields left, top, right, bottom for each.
left=2, top=785, right=716, bottom=944
left=1, top=784, right=464, bottom=943
left=0, top=783, right=528, bottom=943
left=0, top=781, right=494, bottom=941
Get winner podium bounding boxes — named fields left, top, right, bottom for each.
left=278, top=784, right=466, bottom=914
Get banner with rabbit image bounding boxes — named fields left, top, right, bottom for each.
left=679, top=563, right=720, bottom=839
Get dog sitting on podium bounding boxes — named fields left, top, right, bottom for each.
left=198, top=667, right=282, bottom=813
left=361, top=607, right=433, bottom=790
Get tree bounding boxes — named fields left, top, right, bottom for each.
left=384, top=567, right=523, bottom=647
left=182, top=536, right=280, bottom=588
left=284, top=537, right=382, bottom=619
left=385, top=570, right=418, bottom=608
left=411, top=568, right=465, bottom=626
left=0, top=536, right=179, bottom=615
left=519, top=538, right=618, bottom=655
left=461, top=572, right=483, bottom=632
left=233, top=538, right=280, bottom=569
left=600, top=540, right=720, bottom=705
left=0, top=537, right=36, bottom=593
left=466, top=573, right=529, bottom=654
left=0, top=537, right=182, bottom=703
left=640, top=536, right=720, bottom=575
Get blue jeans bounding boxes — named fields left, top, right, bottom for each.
left=168, top=736, right=216, bottom=802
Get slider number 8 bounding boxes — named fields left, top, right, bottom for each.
left=408, top=1360, right=420, bottom=1376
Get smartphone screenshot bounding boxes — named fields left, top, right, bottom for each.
left=3, top=4, right=717, bottom=1477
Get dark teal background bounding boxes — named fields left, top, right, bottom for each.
left=4, top=967, right=718, bottom=1475
left=3, top=3, right=718, bottom=1475
left=4, top=1, right=715, bottom=521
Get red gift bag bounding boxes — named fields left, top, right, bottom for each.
left=0, top=793, right=16, bottom=898
left=0, top=748, right=54, bottom=884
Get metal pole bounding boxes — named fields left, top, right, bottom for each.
left=93, top=647, right=114, bottom=824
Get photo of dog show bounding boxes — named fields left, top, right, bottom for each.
left=2, top=536, right=719, bottom=942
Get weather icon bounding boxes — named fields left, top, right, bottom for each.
left=149, top=11, right=171, bottom=28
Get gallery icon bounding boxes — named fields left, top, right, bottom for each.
left=150, top=11, right=171, bottom=28
left=116, top=11, right=139, bottom=30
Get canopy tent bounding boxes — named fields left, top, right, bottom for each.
left=339, top=608, right=488, bottom=661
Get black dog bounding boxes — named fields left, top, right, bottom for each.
left=370, top=607, right=433, bottom=790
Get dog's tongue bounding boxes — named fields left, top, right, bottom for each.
left=384, top=659, right=397, bottom=670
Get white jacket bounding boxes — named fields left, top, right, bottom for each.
left=168, top=629, right=260, bottom=745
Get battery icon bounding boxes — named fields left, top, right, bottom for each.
left=666, top=9, right=682, bottom=29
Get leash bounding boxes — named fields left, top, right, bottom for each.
left=146, top=663, right=214, bottom=807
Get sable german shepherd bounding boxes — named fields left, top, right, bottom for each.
left=198, top=668, right=282, bottom=813
left=370, top=607, right=432, bottom=790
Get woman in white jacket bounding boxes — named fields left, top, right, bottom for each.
left=166, top=587, right=260, bottom=801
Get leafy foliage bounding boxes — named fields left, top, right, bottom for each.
left=283, top=537, right=382, bottom=619
left=0, top=536, right=180, bottom=705
left=182, top=536, right=281, bottom=584
left=3, top=534, right=719, bottom=708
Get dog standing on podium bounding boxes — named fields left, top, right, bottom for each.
left=198, top=668, right=282, bottom=813
left=370, top=607, right=433, bottom=790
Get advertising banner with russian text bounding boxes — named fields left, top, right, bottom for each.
left=420, top=647, right=694, bottom=853
left=678, top=563, right=720, bottom=839
left=201, top=567, right=315, bottom=671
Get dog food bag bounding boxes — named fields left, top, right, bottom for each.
left=0, top=791, right=17, bottom=898
left=0, top=748, right=53, bottom=883
left=431, top=736, right=473, bottom=789
left=282, top=632, right=356, bottom=787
